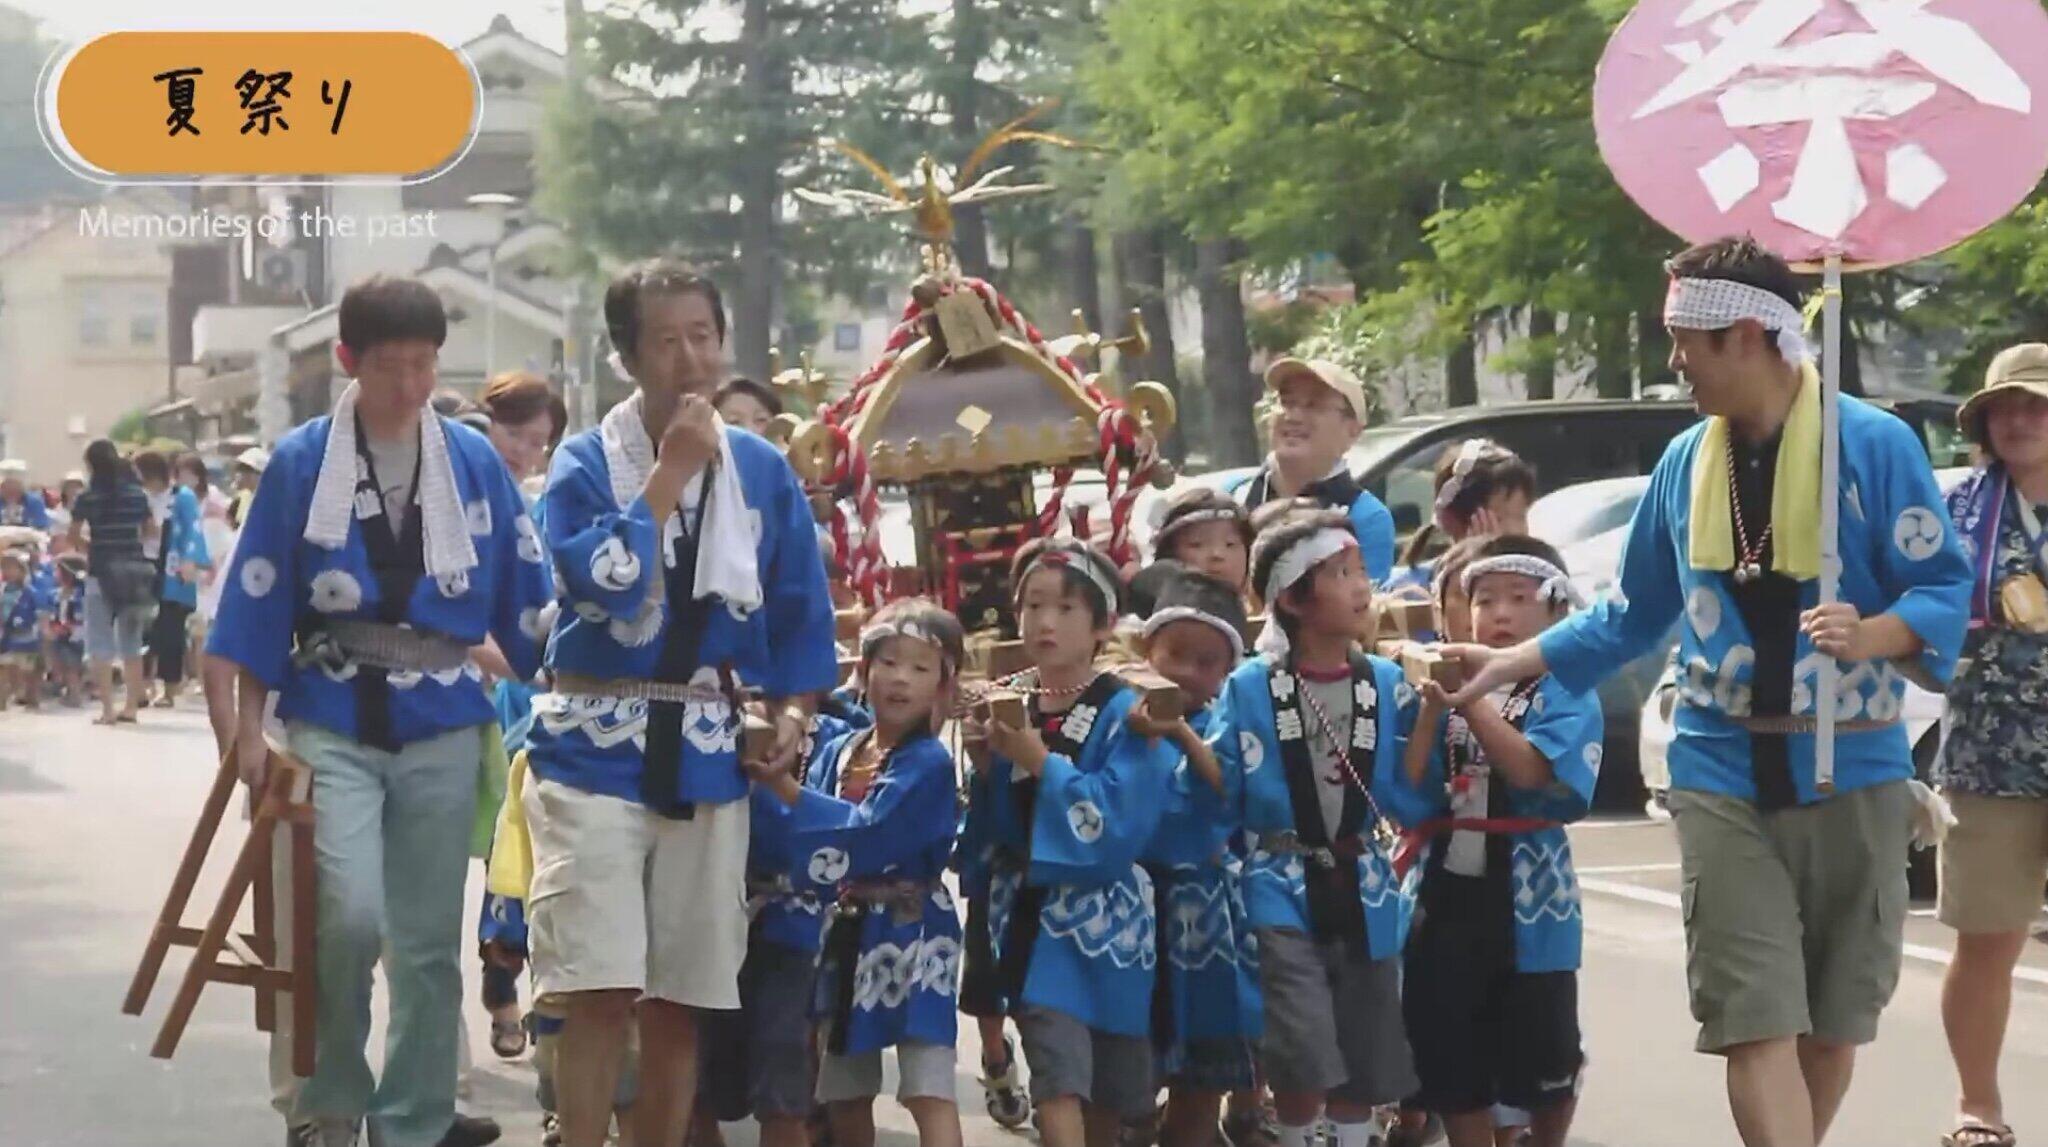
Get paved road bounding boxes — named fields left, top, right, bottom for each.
left=5, top=708, right=2047, bottom=1147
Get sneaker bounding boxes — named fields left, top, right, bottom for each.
left=286, top=1120, right=360, bottom=1147
left=435, top=1114, right=502, bottom=1147
left=1222, top=1105, right=1280, bottom=1147
left=539, top=1114, right=562, bottom=1147
left=981, top=1037, right=1031, bottom=1130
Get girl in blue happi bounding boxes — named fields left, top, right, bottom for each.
left=0, top=547, right=49, bottom=708
left=1394, top=536, right=1602, bottom=1147
left=1209, top=507, right=1434, bottom=1147
left=960, top=537, right=1179, bottom=1147
left=1129, top=565, right=1262, bottom=1147
left=746, top=598, right=967, bottom=1147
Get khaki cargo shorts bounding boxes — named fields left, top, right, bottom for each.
left=1669, top=781, right=1911, bottom=1054
left=1938, top=793, right=2048, bottom=935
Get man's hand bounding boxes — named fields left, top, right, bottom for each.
left=1419, top=679, right=1452, bottom=714
left=743, top=752, right=803, bottom=807
left=235, top=721, right=270, bottom=790
left=987, top=717, right=1050, bottom=778
left=1441, top=640, right=1545, bottom=707
left=657, top=394, right=722, bottom=479
left=1800, top=602, right=1871, bottom=661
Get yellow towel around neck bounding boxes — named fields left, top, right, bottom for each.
left=485, top=750, right=533, bottom=901
left=1688, top=363, right=1822, bottom=582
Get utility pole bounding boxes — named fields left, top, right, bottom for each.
left=562, top=0, right=597, bottom=430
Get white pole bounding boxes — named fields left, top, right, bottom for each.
left=1816, top=254, right=1843, bottom=794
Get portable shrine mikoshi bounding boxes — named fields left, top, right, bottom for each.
left=786, top=125, right=1177, bottom=664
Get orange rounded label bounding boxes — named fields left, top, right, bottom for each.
left=48, top=32, right=477, bottom=179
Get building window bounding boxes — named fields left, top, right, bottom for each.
left=78, top=288, right=109, bottom=348
left=130, top=311, right=159, bottom=347
left=834, top=322, right=861, bottom=352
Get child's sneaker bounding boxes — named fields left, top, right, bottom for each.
left=980, top=1037, right=1031, bottom=1130
left=1222, top=1103, right=1280, bottom=1147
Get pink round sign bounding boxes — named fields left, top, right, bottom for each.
left=1594, top=0, right=2048, bottom=268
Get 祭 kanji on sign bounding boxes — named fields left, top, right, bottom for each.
left=1594, top=0, right=2048, bottom=266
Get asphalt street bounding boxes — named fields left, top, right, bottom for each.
left=5, top=706, right=2046, bottom=1147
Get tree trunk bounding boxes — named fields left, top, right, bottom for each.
left=1635, top=309, right=1673, bottom=393
left=1119, top=228, right=1186, bottom=463
left=947, top=0, right=994, bottom=282
left=1594, top=311, right=1632, bottom=399
left=1069, top=223, right=1103, bottom=336
left=1525, top=307, right=1557, bottom=401
left=1444, top=322, right=1478, bottom=408
left=1197, top=237, right=1260, bottom=469
left=734, top=0, right=780, bottom=382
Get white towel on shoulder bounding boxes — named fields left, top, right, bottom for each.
left=599, top=391, right=763, bottom=618
left=304, top=382, right=477, bottom=578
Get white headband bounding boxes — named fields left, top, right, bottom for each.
left=1460, top=553, right=1587, bottom=610
left=1260, top=527, right=1357, bottom=606
left=1433, top=438, right=1511, bottom=532
left=1664, top=277, right=1811, bottom=365
left=1155, top=506, right=1243, bottom=548
left=1019, top=546, right=1120, bottom=617
left=1142, top=606, right=1246, bottom=661
left=860, top=618, right=956, bottom=673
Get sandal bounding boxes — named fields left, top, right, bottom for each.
left=489, top=1015, right=527, bottom=1059
left=1944, top=1120, right=2017, bottom=1147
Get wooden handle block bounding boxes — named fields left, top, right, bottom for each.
left=741, top=713, right=777, bottom=763
left=1123, top=667, right=1185, bottom=722
left=1402, top=647, right=1463, bottom=692
left=1381, top=599, right=1435, bottom=638
left=979, top=690, right=1028, bottom=730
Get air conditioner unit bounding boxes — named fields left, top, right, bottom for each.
left=253, top=248, right=308, bottom=294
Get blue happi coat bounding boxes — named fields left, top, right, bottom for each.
left=963, top=675, right=1179, bottom=1038
left=1211, top=653, right=1431, bottom=965
left=785, top=723, right=963, bottom=1055
left=207, top=416, right=552, bottom=744
left=526, top=417, right=837, bottom=806
left=1538, top=398, right=1970, bottom=803
left=159, top=485, right=209, bottom=610
left=1143, top=702, right=1262, bottom=1045
left=0, top=494, right=49, bottom=530
left=1389, top=676, right=1603, bottom=972
left=0, top=575, right=48, bottom=653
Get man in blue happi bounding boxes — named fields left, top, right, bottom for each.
left=522, top=258, right=838, bottom=1147
left=1450, top=237, right=1971, bottom=1147
left=208, top=275, right=554, bottom=1147
left=1226, top=358, right=1396, bottom=582
left=0, top=460, right=49, bottom=529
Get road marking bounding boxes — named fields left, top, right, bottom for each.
left=1580, top=877, right=2048, bottom=987
left=1577, top=863, right=1682, bottom=875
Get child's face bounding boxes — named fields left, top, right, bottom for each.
left=716, top=392, right=775, bottom=437
left=1435, top=580, right=1474, bottom=643
left=1145, top=619, right=1236, bottom=707
left=1167, top=520, right=1249, bottom=591
left=1, top=561, right=23, bottom=586
left=1469, top=571, right=1555, bottom=649
left=864, top=634, right=949, bottom=736
left=1017, top=567, right=1109, bottom=677
left=1283, top=546, right=1374, bottom=641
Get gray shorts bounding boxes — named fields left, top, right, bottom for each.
left=1016, top=1006, right=1155, bottom=1118
left=83, top=578, right=151, bottom=662
left=1670, top=781, right=1911, bottom=1053
left=815, top=1042, right=958, bottom=1105
left=1255, top=928, right=1416, bottom=1106
left=696, top=941, right=818, bottom=1120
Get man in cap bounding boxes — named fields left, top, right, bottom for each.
left=0, top=460, right=50, bottom=530
left=230, top=446, right=269, bottom=529
left=1228, top=358, right=1395, bottom=581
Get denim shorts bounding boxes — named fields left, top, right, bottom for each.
left=84, top=578, right=154, bottom=662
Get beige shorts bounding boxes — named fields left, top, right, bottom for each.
left=524, top=777, right=751, bottom=1010
left=1938, top=793, right=2048, bottom=934
left=1670, top=782, right=1911, bottom=1054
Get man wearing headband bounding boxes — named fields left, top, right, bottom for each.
left=1210, top=508, right=1434, bottom=1147
left=1228, top=358, right=1397, bottom=583
left=522, top=258, right=838, bottom=1147
left=1445, top=237, right=1970, bottom=1147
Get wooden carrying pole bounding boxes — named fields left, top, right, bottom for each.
left=122, top=751, right=316, bottom=1076
left=1815, top=255, right=1843, bottom=794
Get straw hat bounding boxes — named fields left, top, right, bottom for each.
left=1959, top=343, right=2048, bottom=447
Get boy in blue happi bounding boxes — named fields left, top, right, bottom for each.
left=1209, top=507, right=1430, bottom=1147
left=46, top=552, right=86, bottom=707
left=0, top=547, right=49, bottom=708
left=1128, top=566, right=1262, bottom=1147
left=746, top=598, right=968, bottom=1147
left=1450, top=238, right=1971, bottom=1147
left=0, top=460, right=50, bottom=530
left=1381, top=440, right=1535, bottom=615
left=960, top=537, right=1178, bottom=1147
left=208, top=275, right=554, bottom=1147
left=1394, top=536, right=1601, bottom=1147
left=136, top=449, right=211, bottom=707
left=1226, top=359, right=1396, bottom=582
left=523, top=258, right=838, bottom=1147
